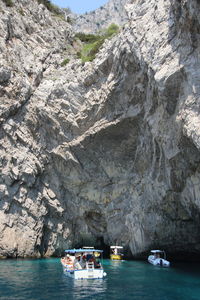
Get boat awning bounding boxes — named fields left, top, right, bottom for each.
left=150, top=250, right=163, bottom=253
left=65, top=248, right=103, bottom=253
left=110, top=246, right=123, bottom=249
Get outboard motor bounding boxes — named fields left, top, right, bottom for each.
left=160, top=259, right=163, bottom=266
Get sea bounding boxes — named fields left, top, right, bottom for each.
left=0, top=258, right=200, bottom=300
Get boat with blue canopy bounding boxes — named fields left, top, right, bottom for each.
left=61, top=248, right=107, bottom=279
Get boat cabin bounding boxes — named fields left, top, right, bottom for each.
left=62, top=248, right=103, bottom=270
left=150, top=250, right=166, bottom=259
left=110, top=246, right=123, bottom=255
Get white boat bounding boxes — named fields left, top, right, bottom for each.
left=61, top=248, right=107, bottom=279
left=148, top=250, right=170, bottom=267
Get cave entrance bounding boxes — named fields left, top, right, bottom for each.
left=74, top=236, right=110, bottom=258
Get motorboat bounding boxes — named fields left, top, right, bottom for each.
left=148, top=250, right=170, bottom=267
left=61, top=248, right=107, bottom=279
left=110, top=246, right=124, bottom=260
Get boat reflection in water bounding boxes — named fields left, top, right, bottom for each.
left=110, top=259, right=124, bottom=267
left=71, top=277, right=107, bottom=299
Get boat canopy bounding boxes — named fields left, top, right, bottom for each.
left=150, top=250, right=164, bottom=253
left=65, top=248, right=103, bottom=253
left=110, top=246, right=123, bottom=249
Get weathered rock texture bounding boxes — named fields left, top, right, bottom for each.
left=69, top=0, right=131, bottom=33
left=1, top=0, right=200, bottom=260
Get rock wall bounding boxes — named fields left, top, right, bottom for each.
left=69, top=0, right=131, bottom=33
left=0, top=0, right=200, bottom=259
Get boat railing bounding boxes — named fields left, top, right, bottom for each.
left=163, top=250, right=166, bottom=260
left=86, top=261, right=94, bottom=269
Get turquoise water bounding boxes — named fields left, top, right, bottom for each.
left=0, top=258, right=200, bottom=300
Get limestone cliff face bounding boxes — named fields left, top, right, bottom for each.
left=70, top=0, right=131, bottom=33
left=1, top=0, right=200, bottom=259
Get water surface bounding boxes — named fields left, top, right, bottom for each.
left=0, top=258, right=200, bottom=299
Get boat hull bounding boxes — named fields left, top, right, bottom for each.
left=110, top=254, right=122, bottom=260
left=64, top=268, right=106, bottom=279
left=148, top=255, right=170, bottom=267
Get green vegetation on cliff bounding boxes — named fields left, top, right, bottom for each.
left=75, top=24, right=119, bottom=63
left=2, top=0, right=13, bottom=7
left=37, top=0, right=61, bottom=15
left=61, top=58, right=70, bottom=67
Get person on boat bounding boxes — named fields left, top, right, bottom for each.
left=86, top=254, right=93, bottom=261
left=88, top=256, right=95, bottom=263
left=154, top=252, right=160, bottom=259
left=74, top=255, right=82, bottom=270
left=65, top=254, right=74, bottom=268
left=94, top=258, right=101, bottom=269
left=80, top=254, right=86, bottom=269
left=66, top=254, right=72, bottom=261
